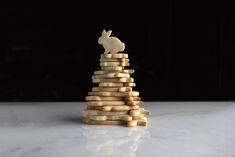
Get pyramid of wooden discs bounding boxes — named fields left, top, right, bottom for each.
left=83, top=53, right=150, bottom=127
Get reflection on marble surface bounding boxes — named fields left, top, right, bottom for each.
left=82, top=125, right=150, bottom=157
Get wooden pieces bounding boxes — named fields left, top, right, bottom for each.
left=100, top=62, right=130, bottom=67
left=101, top=53, right=128, bottom=59
left=87, top=101, right=126, bottom=106
left=101, top=66, right=124, bottom=71
left=83, top=53, right=150, bottom=127
left=94, top=69, right=134, bottom=75
left=83, top=110, right=128, bottom=116
left=88, top=91, right=139, bottom=97
left=92, top=78, right=134, bottom=83
left=92, top=87, right=132, bottom=92
left=92, top=73, right=130, bottom=78
left=86, top=105, right=139, bottom=111
left=85, top=96, right=123, bottom=101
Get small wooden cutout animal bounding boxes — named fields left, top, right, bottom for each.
left=98, top=29, right=125, bottom=54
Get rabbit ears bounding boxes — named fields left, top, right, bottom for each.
left=102, top=29, right=112, bottom=37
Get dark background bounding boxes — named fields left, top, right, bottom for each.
left=0, top=2, right=235, bottom=101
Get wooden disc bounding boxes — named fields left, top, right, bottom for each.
left=101, top=53, right=128, bottom=59
left=100, top=58, right=129, bottom=62
left=99, top=82, right=124, bottom=87
left=98, top=82, right=136, bottom=87
left=94, top=70, right=134, bottom=75
left=100, top=62, right=130, bottom=67
left=88, top=105, right=139, bottom=112
left=88, top=91, right=139, bottom=97
left=101, top=66, right=124, bottom=71
left=86, top=101, right=126, bottom=106
left=85, top=96, right=123, bottom=101
left=92, top=73, right=130, bottom=78
left=83, top=110, right=128, bottom=116
left=92, top=87, right=132, bottom=92
left=92, top=78, right=134, bottom=83
left=83, top=118, right=126, bottom=125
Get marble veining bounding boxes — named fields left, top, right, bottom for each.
left=0, top=102, right=235, bottom=157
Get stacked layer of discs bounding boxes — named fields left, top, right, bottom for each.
left=83, top=53, right=150, bottom=127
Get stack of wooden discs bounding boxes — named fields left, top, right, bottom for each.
left=83, top=53, right=150, bottom=127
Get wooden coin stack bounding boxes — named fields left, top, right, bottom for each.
left=83, top=53, right=150, bottom=127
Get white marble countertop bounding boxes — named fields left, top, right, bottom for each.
left=0, top=102, right=234, bottom=157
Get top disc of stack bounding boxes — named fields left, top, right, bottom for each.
left=101, top=53, right=128, bottom=59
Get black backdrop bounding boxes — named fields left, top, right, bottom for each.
left=0, top=2, right=235, bottom=101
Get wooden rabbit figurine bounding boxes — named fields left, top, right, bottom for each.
left=98, top=29, right=125, bottom=54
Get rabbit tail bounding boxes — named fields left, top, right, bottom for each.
left=121, top=43, right=125, bottom=52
